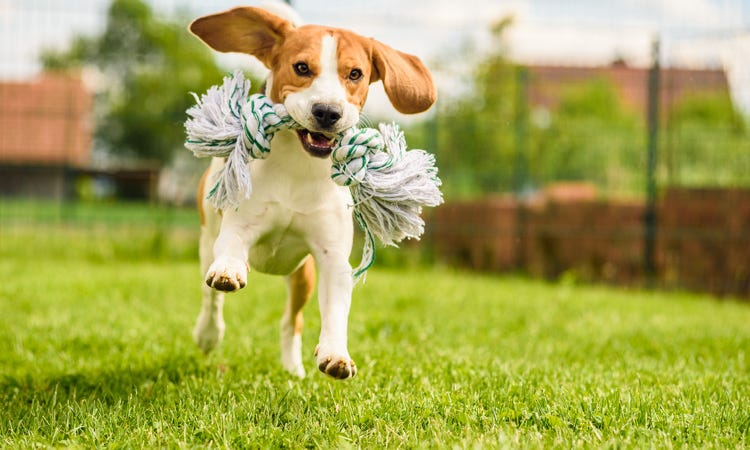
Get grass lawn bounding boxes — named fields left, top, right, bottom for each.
left=1, top=202, right=749, bottom=448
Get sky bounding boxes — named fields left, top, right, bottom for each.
left=1, top=0, right=749, bottom=114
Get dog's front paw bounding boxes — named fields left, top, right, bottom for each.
left=205, top=258, right=248, bottom=292
left=314, top=344, right=357, bottom=380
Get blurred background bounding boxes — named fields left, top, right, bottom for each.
left=1, top=0, right=748, bottom=297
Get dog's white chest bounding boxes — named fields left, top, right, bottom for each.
left=232, top=130, right=351, bottom=274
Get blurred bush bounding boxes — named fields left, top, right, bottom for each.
left=41, top=0, right=229, bottom=165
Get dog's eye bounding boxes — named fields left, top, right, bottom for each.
left=348, top=68, right=363, bottom=81
left=293, top=62, right=311, bottom=76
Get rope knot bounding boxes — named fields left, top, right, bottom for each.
left=330, top=128, right=384, bottom=187
left=241, top=97, right=296, bottom=160
left=185, top=71, right=297, bottom=208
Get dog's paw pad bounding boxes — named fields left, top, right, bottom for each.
left=315, top=346, right=357, bottom=380
left=205, top=259, right=247, bottom=292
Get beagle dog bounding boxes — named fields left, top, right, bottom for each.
left=190, top=6, right=436, bottom=379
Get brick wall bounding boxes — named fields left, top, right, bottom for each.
left=432, top=187, right=750, bottom=298
left=434, top=197, right=520, bottom=271
left=659, top=188, right=750, bottom=297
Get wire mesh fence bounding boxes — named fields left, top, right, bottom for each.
left=1, top=1, right=748, bottom=296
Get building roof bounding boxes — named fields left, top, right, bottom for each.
left=526, top=64, right=730, bottom=117
left=0, top=73, right=92, bottom=167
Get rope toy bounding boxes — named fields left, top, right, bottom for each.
left=185, top=71, right=443, bottom=280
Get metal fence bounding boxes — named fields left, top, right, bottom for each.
left=2, top=1, right=747, bottom=197
left=1, top=1, right=749, bottom=298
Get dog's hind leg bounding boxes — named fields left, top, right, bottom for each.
left=194, top=224, right=226, bottom=353
left=194, top=282, right=225, bottom=354
left=193, top=167, right=226, bottom=354
left=280, top=256, right=315, bottom=378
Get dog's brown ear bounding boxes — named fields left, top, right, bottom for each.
left=190, top=7, right=293, bottom=68
left=370, top=40, right=437, bottom=114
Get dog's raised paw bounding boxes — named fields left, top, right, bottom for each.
left=315, top=345, right=357, bottom=380
left=205, top=258, right=248, bottom=292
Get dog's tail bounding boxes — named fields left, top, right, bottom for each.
left=261, top=1, right=303, bottom=27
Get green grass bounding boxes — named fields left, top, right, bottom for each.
left=1, top=202, right=749, bottom=448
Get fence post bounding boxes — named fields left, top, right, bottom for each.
left=514, top=66, right=529, bottom=270
left=425, top=101, right=440, bottom=264
left=644, top=38, right=660, bottom=285
left=513, top=66, right=529, bottom=196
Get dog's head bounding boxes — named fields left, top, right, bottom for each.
left=190, top=7, right=437, bottom=158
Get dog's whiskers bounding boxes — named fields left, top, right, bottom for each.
left=358, top=113, right=374, bottom=130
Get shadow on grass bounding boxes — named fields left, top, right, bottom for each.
left=0, top=354, right=212, bottom=407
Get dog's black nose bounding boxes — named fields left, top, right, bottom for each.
left=312, top=103, right=342, bottom=129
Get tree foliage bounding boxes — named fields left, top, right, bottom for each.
left=42, top=0, right=226, bottom=164
left=667, top=92, right=750, bottom=187
left=408, top=17, right=749, bottom=199
left=421, top=17, right=518, bottom=197
left=408, top=17, right=644, bottom=198
left=528, top=79, right=644, bottom=194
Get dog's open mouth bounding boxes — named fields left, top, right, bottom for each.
left=297, top=129, right=337, bottom=158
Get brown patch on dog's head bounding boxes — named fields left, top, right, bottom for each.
left=189, top=7, right=436, bottom=114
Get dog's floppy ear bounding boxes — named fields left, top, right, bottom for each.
left=370, top=40, right=437, bottom=114
left=190, top=7, right=293, bottom=68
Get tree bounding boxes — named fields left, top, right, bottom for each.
left=408, top=18, right=646, bottom=198
left=419, top=17, right=519, bottom=198
left=529, top=79, right=644, bottom=194
left=667, top=91, right=750, bottom=187
left=42, top=0, right=227, bottom=164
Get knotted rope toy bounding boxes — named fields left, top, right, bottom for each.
left=185, top=71, right=443, bottom=280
